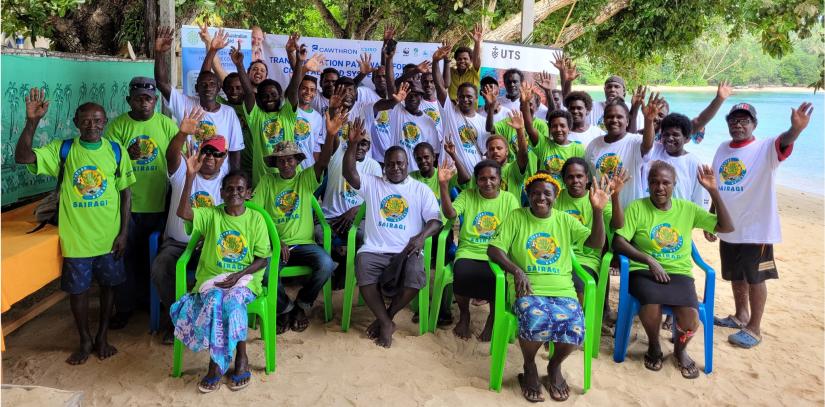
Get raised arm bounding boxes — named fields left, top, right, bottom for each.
left=166, top=108, right=206, bottom=174
left=431, top=40, right=453, bottom=105
left=692, top=80, right=732, bottom=132
left=534, top=71, right=557, bottom=113
left=779, top=101, right=814, bottom=149
left=585, top=176, right=609, bottom=250
left=373, top=81, right=409, bottom=115
left=470, top=23, right=483, bottom=72
left=315, top=109, right=349, bottom=179
left=506, top=110, right=529, bottom=173
left=482, top=84, right=499, bottom=133
left=697, top=164, right=735, bottom=233
left=286, top=37, right=310, bottom=108
left=627, top=85, right=647, bottom=134
left=342, top=117, right=368, bottom=190
left=437, top=161, right=458, bottom=219
left=230, top=45, right=257, bottom=113
left=639, top=91, right=663, bottom=157
left=607, top=168, right=628, bottom=230
left=519, top=82, right=540, bottom=146
left=15, top=88, right=49, bottom=164
left=353, top=53, right=373, bottom=87
left=443, top=139, right=471, bottom=184
left=397, top=60, right=431, bottom=84
left=153, top=26, right=174, bottom=101
left=382, top=31, right=397, bottom=102
left=176, top=140, right=203, bottom=222
left=198, top=24, right=229, bottom=82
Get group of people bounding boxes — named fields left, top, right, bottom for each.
left=14, top=21, right=815, bottom=400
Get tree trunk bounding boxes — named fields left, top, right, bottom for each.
left=144, top=0, right=158, bottom=58
left=311, top=0, right=346, bottom=38
left=48, top=0, right=132, bottom=54
left=484, top=0, right=575, bottom=42
left=553, top=0, right=629, bottom=46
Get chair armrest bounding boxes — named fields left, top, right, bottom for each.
left=691, top=242, right=716, bottom=306
left=435, top=220, right=453, bottom=270
left=346, top=204, right=366, bottom=250
left=311, top=196, right=332, bottom=254
left=618, top=254, right=631, bottom=299
left=175, top=231, right=202, bottom=301
left=489, top=261, right=507, bottom=322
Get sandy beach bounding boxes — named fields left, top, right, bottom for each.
left=2, top=186, right=823, bottom=406
left=576, top=85, right=818, bottom=93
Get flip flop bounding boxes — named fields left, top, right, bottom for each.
left=197, top=375, right=222, bottom=393
left=676, top=359, right=700, bottom=379
left=517, top=373, right=545, bottom=403
left=714, top=315, right=745, bottom=329
left=729, top=328, right=762, bottom=349
left=227, top=371, right=252, bottom=391
left=643, top=350, right=664, bottom=371
left=543, top=376, right=570, bottom=402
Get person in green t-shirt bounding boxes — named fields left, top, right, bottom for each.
left=231, top=34, right=324, bottom=186
left=487, top=87, right=548, bottom=163
left=437, top=159, right=520, bottom=341
left=612, top=160, right=733, bottom=380
left=16, top=88, right=136, bottom=366
left=488, top=171, right=609, bottom=402
left=482, top=111, right=536, bottom=203
left=410, top=140, right=471, bottom=218
left=105, top=76, right=182, bottom=330
left=250, top=110, right=341, bottom=334
left=173, top=154, right=271, bottom=393
left=533, top=109, right=585, bottom=183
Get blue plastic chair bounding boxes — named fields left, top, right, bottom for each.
left=149, top=231, right=162, bottom=333
left=612, top=243, right=715, bottom=374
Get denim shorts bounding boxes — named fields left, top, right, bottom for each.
left=61, top=253, right=126, bottom=294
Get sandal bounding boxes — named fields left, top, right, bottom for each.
left=276, top=312, right=292, bottom=335
left=643, top=350, right=664, bottom=371
left=729, top=328, right=761, bottom=349
left=714, top=315, right=745, bottom=329
left=543, top=376, right=570, bottom=402
left=197, top=375, right=222, bottom=393
left=517, top=373, right=544, bottom=403
left=227, top=370, right=252, bottom=391
left=290, top=308, right=310, bottom=333
left=676, top=358, right=700, bottom=379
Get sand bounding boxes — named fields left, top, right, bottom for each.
left=2, top=186, right=823, bottom=406
left=575, top=85, right=818, bottom=93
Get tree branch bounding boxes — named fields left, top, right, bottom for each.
left=484, top=0, right=575, bottom=42
left=553, top=0, right=630, bottom=46
left=311, top=0, right=346, bottom=38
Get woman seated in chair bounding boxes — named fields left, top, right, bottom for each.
left=488, top=171, right=610, bottom=402
left=437, top=159, right=520, bottom=341
left=171, top=144, right=272, bottom=393
left=612, top=160, right=733, bottom=379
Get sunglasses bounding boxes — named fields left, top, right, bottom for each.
left=130, top=83, right=157, bottom=91
left=200, top=149, right=226, bottom=158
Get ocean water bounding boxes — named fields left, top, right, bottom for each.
left=587, top=90, right=825, bottom=195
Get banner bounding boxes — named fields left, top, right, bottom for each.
left=480, top=41, right=561, bottom=105
left=1, top=52, right=153, bottom=206
left=180, top=25, right=252, bottom=96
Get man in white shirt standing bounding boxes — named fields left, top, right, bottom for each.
left=711, top=102, right=813, bottom=349
left=342, top=119, right=442, bottom=348
left=563, top=91, right=604, bottom=148
left=374, top=80, right=442, bottom=172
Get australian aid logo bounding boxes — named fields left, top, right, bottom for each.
left=378, top=194, right=409, bottom=230
left=525, top=232, right=561, bottom=273
left=216, top=230, right=248, bottom=270
left=72, top=166, right=108, bottom=207
left=718, top=157, right=746, bottom=192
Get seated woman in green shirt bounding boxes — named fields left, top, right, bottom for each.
left=488, top=171, right=610, bottom=402
left=171, top=144, right=272, bottom=393
left=613, top=160, right=733, bottom=379
left=437, top=159, right=520, bottom=341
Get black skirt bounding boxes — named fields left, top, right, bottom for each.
left=628, top=270, right=699, bottom=309
left=453, top=259, right=495, bottom=301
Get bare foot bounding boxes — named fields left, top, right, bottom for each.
left=375, top=321, right=396, bottom=348
left=94, top=340, right=118, bottom=360
left=452, top=316, right=471, bottom=340
left=66, top=340, right=93, bottom=365
left=477, top=318, right=493, bottom=342
left=366, top=319, right=381, bottom=340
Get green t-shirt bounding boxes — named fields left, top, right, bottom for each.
left=490, top=207, right=590, bottom=299
left=494, top=118, right=549, bottom=163
left=104, top=112, right=177, bottom=213
left=244, top=102, right=296, bottom=186
left=218, top=96, right=254, bottom=176
left=533, top=137, right=585, bottom=184
left=410, top=168, right=459, bottom=223
left=28, top=138, right=136, bottom=258
left=616, top=198, right=717, bottom=277
left=452, top=189, right=520, bottom=261
left=191, top=205, right=272, bottom=296
left=499, top=157, right=536, bottom=203
left=250, top=167, right=320, bottom=246
left=554, top=190, right=612, bottom=271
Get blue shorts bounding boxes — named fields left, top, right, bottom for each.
left=514, top=295, right=585, bottom=345
left=61, top=253, right=126, bottom=294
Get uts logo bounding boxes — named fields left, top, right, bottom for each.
left=380, top=194, right=408, bottom=222
left=190, top=191, right=215, bottom=208
left=650, top=223, right=683, bottom=253
left=526, top=232, right=561, bottom=266
left=73, top=166, right=107, bottom=200
left=458, top=125, right=477, bottom=149
left=294, top=117, right=311, bottom=141
left=275, top=190, right=299, bottom=217
left=596, top=153, right=622, bottom=177
left=129, top=135, right=159, bottom=165
left=263, top=118, right=284, bottom=146
left=719, top=158, right=746, bottom=185
left=400, top=122, right=421, bottom=148
left=217, top=230, right=247, bottom=263
left=424, top=107, right=441, bottom=125
left=565, top=209, right=585, bottom=225
left=472, top=212, right=499, bottom=239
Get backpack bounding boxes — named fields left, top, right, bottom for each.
left=28, top=138, right=122, bottom=233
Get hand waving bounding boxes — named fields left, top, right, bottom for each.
left=437, top=160, right=455, bottom=185
left=392, top=81, right=410, bottom=103
left=155, top=26, right=174, bottom=54
left=180, top=107, right=206, bottom=136
left=696, top=164, right=717, bottom=191
left=183, top=140, right=204, bottom=177
left=347, top=117, right=367, bottom=146
left=506, top=110, right=524, bottom=130
left=717, top=79, right=733, bottom=100
left=631, top=85, right=648, bottom=107
left=210, top=28, right=229, bottom=51
left=358, top=53, right=374, bottom=75
left=519, top=82, right=534, bottom=103
left=790, top=102, right=814, bottom=133
left=25, top=87, right=49, bottom=121
left=229, top=43, right=244, bottom=67
left=325, top=108, right=349, bottom=137
left=640, top=91, right=665, bottom=120
left=432, top=40, right=453, bottom=62
left=534, top=71, right=556, bottom=92
left=589, top=176, right=612, bottom=210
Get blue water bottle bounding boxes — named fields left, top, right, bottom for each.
left=15, top=35, right=24, bottom=48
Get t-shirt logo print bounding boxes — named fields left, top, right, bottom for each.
left=424, top=107, right=441, bottom=125
left=380, top=194, right=409, bottom=222
left=129, top=135, right=159, bottom=165
left=719, top=158, right=747, bottom=185
left=263, top=118, right=285, bottom=147
left=401, top=122, right=421, bottom=148
left=526, top=232, right=561, bottom=266
left=650, top=223, right=683, bottom=253
left=294, top=117, right=311, bottom=141
left=596, top=153, right=622, bottom=177
left=337, top=122, right=350, bottom=142
left=275, top=190, right=299, bottom=217
left=458, top=125, right=476, bottom=150
left=564, top=209, right=585, bottom=224
left=190, top=191, right=215, bottom=208
left=472, top=212, right=499, bottom=239
left=197, top=120, right=217, bottom=142
left=376, top=111, right=390, bottom=131
left=73, top=166, right=107, bottom=200
left=545, top=154, right=565, bottom=179
left=217, top=230, right=248, bottom=263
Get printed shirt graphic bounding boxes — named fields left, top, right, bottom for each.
left=355, top=175, right=440, bottom=254
left=494, top=117, right=549, bottom=163
left=533, top=137, right=585, bottom=184
left=251, top=167, right=320, bottom=246
left=166, top=163, right=226, bottom=243
left=104, top=112, right=178, bottom=213
left=712, top=136, right=786, bottom=244
left=554, top=190, right=613, bottom=271
left=440, top=99, right=489, bottom=172
left=388, top=104, right=441, bottom=172
left=321, top=143, right=383, bottom=218
left=295, top=107, right=324, bottom=168
left=641, top=144, right=709, bottom=209
left=29, top=138, right=136, bottom=258
left=490, top=207, right=590, bottom=299
left=420, top=99, right=444, bottom=133
left=452, top=189, right=520, bottom=261
left=191, top=206, right=272, bottom=296
left=616, top=198, right=717, bottom=277
left=244, top=101, right=297, bottom=186
left=584, top=132, right=648, bottom=210
left=369, top=106, right=393, bottom=162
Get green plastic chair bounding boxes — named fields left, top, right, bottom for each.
left=340, top=204, right=433, bottom=335
left=428, top=220, right=454, bottom=333
left=488, top=253, right=597, bottom=393
left=590, top=252, right=612, bottom=358
left=172, top=201, right=279, bottom=377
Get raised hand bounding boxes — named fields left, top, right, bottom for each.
left=717, top=79, right=733, bottom=100
left=790, top=101, right=814, bottom=133
left=506, top=110, right=524, bottom=130
left=696, top=164, right=717, bottom=191
left=562, top=57, right=580, bottom=81
left=608, top=167, right=629, bottom=196
left=471, top=22, right=484, bottom=43
left=347, top=117, right=366, bottom=145
left=481, top=84, right=498, bottom=106
left=641, top=91, right=664, bottom=120
left=210, top=28, right=229, bottom=51
left=437, top=160, right=455, bottom=185
left=229, top=44, right=244, bottom=67
left=325, top=108, right=349, bottom=137
left=285, top=32, right=300, bottom=55
left=444, top=139, right=457, bottom=157
left=432, top=40, right=453, bottom=62
left=392, top=81, right=410, bottom=103
left=25, top=87, right=49, bottom=121
left=198, top=22, right=212, bottom=47
left=519, top=82, right=535, bottom=103
left=534, top=71, right=556, bottom=92
left=180, top=107, right=205, bottom=136
left=155, top=26, right=174, bottom=54
left=358, top=53, right=374, bottom=75
left=416, top=60, right=432, bottom=74
left=383, top=24, right=396, bottom=42
left=551, top=51, right=565, bottom=74
left=304, top=52, right=325, bottom=72
left=631, top=85, right=648, bottom=107
left=589, top=176, right=612, bottom=210
left=183, top=139, right=203, bottom=177
left=329, top=84, right=347, bottom=110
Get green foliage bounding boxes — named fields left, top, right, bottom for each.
left=1, top=0, right=84, bottom=41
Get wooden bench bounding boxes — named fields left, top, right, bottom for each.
left=1, top=201, right=64, bottom=350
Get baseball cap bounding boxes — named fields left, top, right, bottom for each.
left=726, top=103, right=757, bottom=123
left=200, top=136, right=227, bottom=153
left=604, top=75, right=626, bottom=89
left=129, top=77, right=157, bottom=97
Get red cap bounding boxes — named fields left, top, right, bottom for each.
left=200, top=136, right=227, bottom=152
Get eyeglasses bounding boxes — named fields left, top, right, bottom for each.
left=200, top=149, right=226, bottom=158
left=130, top=83, right=156, bottom=91
left=727, top=118, right=751, bottom=126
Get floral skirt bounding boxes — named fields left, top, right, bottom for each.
left=170, top=286, right=255, bottom=374
left=514, top=295, right=585, bottom=345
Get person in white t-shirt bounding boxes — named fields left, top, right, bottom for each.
left=420, top=71, right=444, bottom=133
left=295, top=75, right=323, bottom=167
left=342, top=120, right=442, bottom=348
left=311, top=68, right=340, bottom=115
left=563, top=91, right=604, bottom=148
left=710, top=102, right=814, bottom=350
left=374, top=80, right=442, bottom=172
left=496, top=68, right=549, bottom=121
left=584, top=97, right=657, bottom=209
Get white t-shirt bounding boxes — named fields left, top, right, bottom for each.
left=713, top=137, right=786, bottom=244
left=295, top=107, right=324, bottom=168
left=640, top=144, right=709, bottom=209
left=584, top=132, right=649, bottom=209
left=355, top=175, right=441, bottom=254
left=366, top=104, right=392, bottom=163
left=166, top=163, right=226, bottom=243
left=569, top=125, right=604, bottom=149
left=387, top=104, right=442, bottom=171
left=419, top=99, right=444, bottom=132
left=497, top=97, right=548, bottom=121
left=312, top=87, right=376, bottom=117
left=322, top=143, right=383, bottom=218
left=358, top=86, right=382, bottom=105
left=440, top=99, right=488, bottom=172
left=311, top=94, right=329, bottom=116
left=587, top=100, right=644, bottom=132
left=166, top=89, right=244, bottom=172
